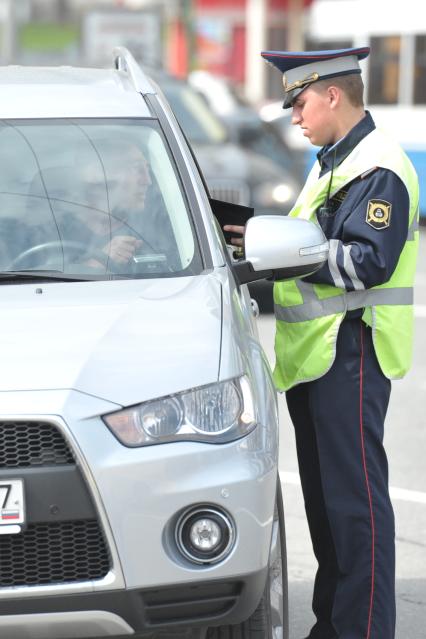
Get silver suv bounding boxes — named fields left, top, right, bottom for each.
left=0, top=49, right=328, bottom=639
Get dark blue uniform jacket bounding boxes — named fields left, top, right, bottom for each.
left=304, top=111, right=409, bottom=293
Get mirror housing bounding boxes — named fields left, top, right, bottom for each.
left=233, top=215, right=328, bottom=285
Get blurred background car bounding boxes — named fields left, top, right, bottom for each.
left=189, top=70, right=308, bottom=184
left=258, top=98, right=312, bottom=181
left=148, top=70, right=302, bottom=216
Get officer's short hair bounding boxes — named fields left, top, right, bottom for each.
left=311, top=73, right=365, bottom=108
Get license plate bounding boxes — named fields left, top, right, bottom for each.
left=0, top=479, right=25, bottom=526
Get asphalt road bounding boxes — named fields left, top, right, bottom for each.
left=256, top=227, right=426, bottom=639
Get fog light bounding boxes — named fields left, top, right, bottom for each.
left=176, top=507, right=235, bottom=565
left=189, top=518, right=221, bottom=551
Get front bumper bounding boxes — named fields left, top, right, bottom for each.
left=0, top=389, right=279, bottom=636
left=0, top=571, right=267, bottom=638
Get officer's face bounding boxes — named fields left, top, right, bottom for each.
left=291, top=86, right=337, bottom=147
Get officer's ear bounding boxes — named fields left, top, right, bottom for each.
left=327, top=85, right=341, bottom=110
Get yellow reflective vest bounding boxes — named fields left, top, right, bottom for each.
left=273, top=128, right=419, bottom=391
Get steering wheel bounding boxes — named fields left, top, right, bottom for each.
left=8, top=240, right=105, bottom=271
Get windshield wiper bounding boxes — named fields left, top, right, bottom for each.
left=0, top=270, right=103, bottom=283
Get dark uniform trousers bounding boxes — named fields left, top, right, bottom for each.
left=286, top=317, right=395, bottom=639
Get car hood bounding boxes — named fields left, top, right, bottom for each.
left=0, top=275, right=222, bottom=407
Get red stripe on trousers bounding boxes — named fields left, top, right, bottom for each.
left=359, top=322, right=375, bottom=639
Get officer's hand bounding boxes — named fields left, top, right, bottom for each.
left=223, top=224, right=245, bottom=247
left=103, top=236, right=143, bottom=264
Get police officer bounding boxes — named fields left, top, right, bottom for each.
left=226, top=47, right=419, bottom=639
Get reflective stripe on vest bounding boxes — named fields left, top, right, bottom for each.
left=407, top=213, right=419, bottom=241
left=275, top=287, right=413, bottom=323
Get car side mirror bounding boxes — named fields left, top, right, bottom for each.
left=233, top=215, right=328, bottom=285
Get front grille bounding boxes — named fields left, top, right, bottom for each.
left=208, top=180, right=250, bottom=206
left=0, top=519, right=110, bottom=587
left=0, top=421, right=74, bottom=468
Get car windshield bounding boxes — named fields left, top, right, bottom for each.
left=0, top=118, right=203, bottom=279
left=159, top=82, right=228, bottom=145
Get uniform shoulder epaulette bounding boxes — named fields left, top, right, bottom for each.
left=360, top=166, right=379, bottom=180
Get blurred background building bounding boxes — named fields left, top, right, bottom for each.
left=0, top=0, right=312, bottom=101
left=2, top=0, right=425, bottom=107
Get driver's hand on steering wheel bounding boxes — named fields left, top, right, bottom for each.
left=103, top=236, right=143, bottom=264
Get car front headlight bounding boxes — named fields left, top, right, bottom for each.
left=254, top=181, right=296, bottom=207
left=103, top=376, right=257, bottom=446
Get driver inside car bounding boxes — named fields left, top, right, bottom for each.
left=65, top=141, right=152, bottom=271
left=9, top=135, right=179, bottom=275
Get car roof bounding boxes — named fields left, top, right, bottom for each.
left=0, top=49, right=157, bottom=119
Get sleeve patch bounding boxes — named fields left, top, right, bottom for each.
left=366, top=199, right=392, bottom=230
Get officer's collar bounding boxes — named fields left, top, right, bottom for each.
left=317, top=111, right=375, bottom=175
